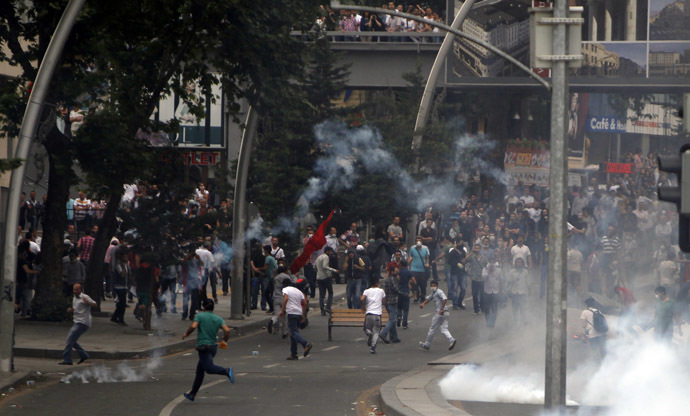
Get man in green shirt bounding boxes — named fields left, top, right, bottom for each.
left=182, top=298, right=233, bottom=401
left=648, top=285, right=682, bottom=341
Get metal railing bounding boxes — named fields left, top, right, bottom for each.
left=292, top=30, right=444, bottom=44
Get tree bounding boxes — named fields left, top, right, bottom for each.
left=247, top=34, right=351, bottom=228
left=0, top=0, right=323, bottom=318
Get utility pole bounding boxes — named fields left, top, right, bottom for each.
left=0, top=0, right=86, bottom=374
left=545, top=0, right=570, bottom=411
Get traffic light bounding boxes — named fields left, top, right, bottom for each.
left=658, top=145, right=690, bottom=252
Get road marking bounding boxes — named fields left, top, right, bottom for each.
left=263, top=363, right=280, bottom=368
left=355, top=337, right=365, bottom=342
left=322, top=346, right=340, bottom=352
left=420, top=313, right=431, bottom=318
left=158, top=378, right=226, bottom=416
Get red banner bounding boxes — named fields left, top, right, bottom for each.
left=600, top=162, right=633, bottom=174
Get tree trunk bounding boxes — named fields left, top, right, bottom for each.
left=84, top=191, right=122, bottom=311
left=31, top=127, right=73, bottom=321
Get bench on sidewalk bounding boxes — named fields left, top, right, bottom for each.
left=327, top=308, right=389, bottom=341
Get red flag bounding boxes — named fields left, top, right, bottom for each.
left=290, top=208, right=335, bottom=274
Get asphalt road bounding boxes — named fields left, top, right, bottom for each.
left=1, top=294, right=494, bottom=416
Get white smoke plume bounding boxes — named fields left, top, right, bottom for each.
left=300, top=120, right=505, bottom=213
left=60, top=352, right=162, bottom=384
left=439, top=325, right=690, bottom=415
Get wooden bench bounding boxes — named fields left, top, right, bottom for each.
left=327, top=308, right=389, bottom=341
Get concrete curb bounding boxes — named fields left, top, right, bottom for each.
left=13, top=316, right=269, bottom=360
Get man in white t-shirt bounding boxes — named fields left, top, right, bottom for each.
left=279, top=279, right=313, bottom=360
left=361, top=278, right=385, bottom=354
left=510, top=235, right=532, bottom=268
left=58, top=283, right=97, bottom=365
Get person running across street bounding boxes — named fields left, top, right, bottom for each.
left=182, top=298, right=234, bottom=402
left=279, top=278, right=313, bottom=360
left=58, top=283, right=97, bottom=365
left=361, top=277, right=386, bottom=354
left=380, top=268, right=401, bottom=344
left=419, top=280, right=456, bottom=351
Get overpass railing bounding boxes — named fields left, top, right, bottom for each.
left=292, top=31, right=444, bottom=44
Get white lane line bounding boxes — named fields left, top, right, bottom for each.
left=420, top=313, right=431, bottom=318
left=355, top=337, right=365, bottom=342
left=263, top=363, right=280, bottom=369
left=322, top=346, right=340, bottom=352
left=158, top=378, right=226, bottom=416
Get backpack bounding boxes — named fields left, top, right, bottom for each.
left=590, top=308, right=608, bottom=334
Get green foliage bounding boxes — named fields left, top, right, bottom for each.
left=247, top=35, right=351, bottom=225
left=0, top=157, right=22, bottom=173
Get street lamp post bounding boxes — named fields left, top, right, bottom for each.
left=0, top=0, right=86, bottom=374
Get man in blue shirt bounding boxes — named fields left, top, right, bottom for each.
left=182, top=299, right=234, bottom=401
left=409, top=236, right=429, bottom=303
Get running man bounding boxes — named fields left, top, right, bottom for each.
left=279, top=278, right=313, bottom=360
left=182, top=298, right=234, bottom=402
left=361, top=278, right=386, bottom=354
left=419, top=280, right=456, bottom=351
left=58, top=283, right=96, bottom=365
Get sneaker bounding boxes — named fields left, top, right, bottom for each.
left=227, top=367, right=235, bottom=384
left=403, top=325, right=408, bottom=329
left=303, top=342, right=313, bottom=357
left=282, top=333, right=288, bottom=339
left=77, top=357, right=88, bottom=364
left=391, top=338, right=401, bottom=343
left=449, top=339, right=457, bottom=351
left=370, top=347, right=376, bottom=354
left=380, top=336, right=390, bottom=344
left=184, top=393, right=195, bottom=402
left=57, top=361, right=73, bottom=365
left=286, top=355, right=299, bottom=360
left=267, top=320, right=274, bottom=334
left=419, top=342, right=430, bottom=350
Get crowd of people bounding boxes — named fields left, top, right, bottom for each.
left=15, top=146, right=690, bottom=359
left=315, top=3, right=444, bottom=42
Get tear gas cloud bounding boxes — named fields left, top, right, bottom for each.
left=300, top=120, right=504, bottom=214
left=61, top=352, right=162, bottom=384
left=439, top=327, right=690, bottom=415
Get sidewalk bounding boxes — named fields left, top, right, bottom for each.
left=0, top=283, right=347, bottom=392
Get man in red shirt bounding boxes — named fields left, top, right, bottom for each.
left=77, top=229, right=95, bottom=265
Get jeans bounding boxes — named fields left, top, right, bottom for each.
left=251, top=277, right=270, bottom=309
left=272, top=296, right=288, bottom=336
left=471, top=280, right=484, bottom=313
left=304, top=263, right=316, bottom=298
left=287, top=314, right=308, bottom=357
left=412, top=271, right=427, bottom=301
left=62, top=323, right=89, bottom=364
left=422, top=312, right=454, bottom=347
left=346, top=279, right=361, bottom=309
left=364, top=313, right=381, bottom=348
left=182, top=286, right=200, bottom=319
left=189, top=344, right=227, bottom=396
left=221, top=266, right=230, bottom=295
left=360, top=277, right=369, bottom=296
left=509, top=293, right=527, bottom=324
left=380, top=304, right=399, bottom=341
left=456, top=273, right=467, bottom=308
left=201, top=270, right=217, bottom=301
left=112, top=288, right=128, bottom=322
left=317, top=278, right=333, bottom=312
left=445, top=268, right=454, bottom=300
left=397, top=293, right=410, bottom=327
left=483, top=292, right=498, bottom=327
left=160, top=278, right=177, bottom=312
